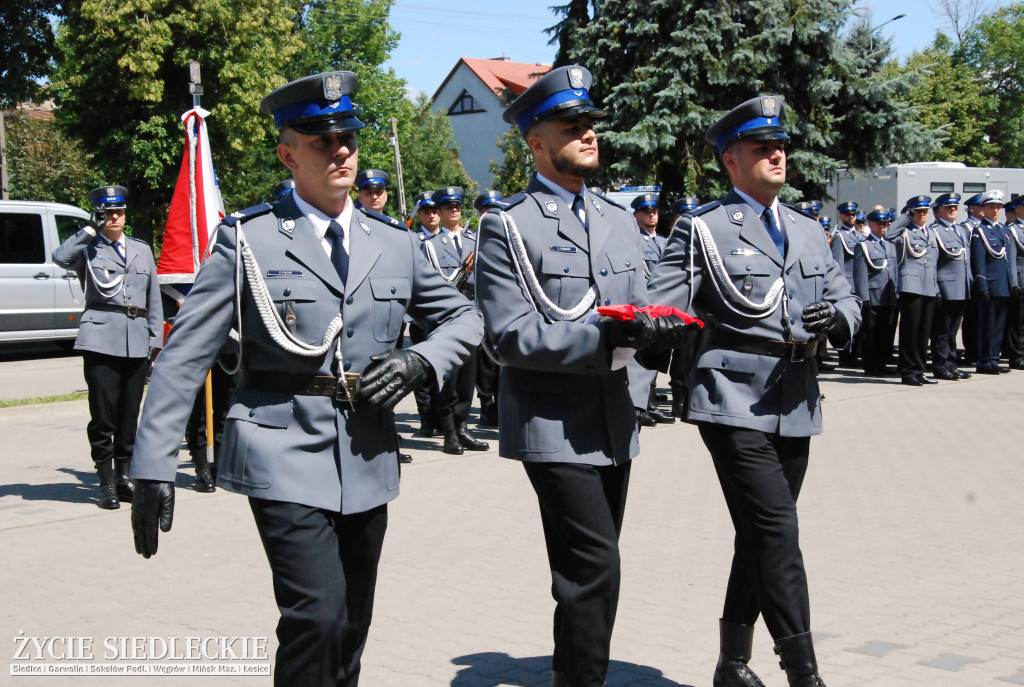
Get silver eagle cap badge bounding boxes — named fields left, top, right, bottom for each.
left=323, top=74, right=343, bottom=101
left=568, top=67, right=585, bottom=89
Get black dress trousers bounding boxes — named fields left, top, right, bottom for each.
left=897, top=293, right=935, bottom=380
left=698, top=423, right=811, bottom=640
left=249, top=499, right=388, bottom=687
left=523, top=460, right=631, bottom=687
left=1003, top=292, right=1024, bottom=365
left=931, top=298, right=967, bottom=374
left=82, top=350, right=149, bottom=465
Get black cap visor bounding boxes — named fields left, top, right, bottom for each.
left=287, top=113, right=366, bottom=136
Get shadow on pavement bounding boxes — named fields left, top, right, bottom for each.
left=0, top=467, right=98, bottom=505
left=0, top=342, right=79, bottom=362
left=450, top=651, right=690, bottom=687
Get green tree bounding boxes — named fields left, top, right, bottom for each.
left=51, top=0, right=305, bottom=243
left=561, top=0, right=940, bottom=217
left=489, top=126, right=534, bottom=197
left=961, top=2, right=1024, bottom=166
left=545, top=0, right=597, bottom=68
left=1, top=0, right=60, bottom=107
left=394, top=94, right=475, bottom=222
left=881, top=38, right=997, bottom=166
left=3, top=110, right=96, bottom=204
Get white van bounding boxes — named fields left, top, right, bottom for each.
left=0, top=200, right=92, bottom=344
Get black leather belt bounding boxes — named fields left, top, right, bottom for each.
left=710, top=330, right=819, bottom=362
left=241, top=371, right=362, bottom=402
left=92, top=303, right=148, bottom=319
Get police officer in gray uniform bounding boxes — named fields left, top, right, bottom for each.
left=854, top=208, right=900, bottom=376
left=960, top=194, right=984, bottom=365
left=929, top=193, right=973, bottom=379
left=885, top=196, right=940, bottom=385
left=647, top=95, right=860, bottom=687
left=830, top=201, right=864, bottom=366
left=1001, top=196, right=1024, bottom=368
left=473, top=190, right=505, bottom=426
left=128, top=71, right=483, bottom=687
left=421, top=186, right=490, bottom=454
left=476, top=65, right=691, bottom=687
left=52, top=186, right=163, bottom=510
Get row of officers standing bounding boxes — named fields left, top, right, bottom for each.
left=808, top=192, right=1024, bottom=384
left=63, top=65, right=876, bottom=687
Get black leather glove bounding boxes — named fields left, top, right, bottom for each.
left=606, top=313, right=700, bottom=351
left=357, top=349, right=431, bottom=410
left=1013, top=285, right=1023, bottom=298
left=132, top=480, right=175, bottom=559
left=802, top=301, right=840, bottom=333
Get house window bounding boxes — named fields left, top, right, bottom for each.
left=930, top=182, right=954, bottom=193
left=448, top=90, right=485, bottom=116
left=963, top=182, right=986, bottom=193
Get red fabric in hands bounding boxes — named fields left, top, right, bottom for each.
left=597, top=304, right=704, bottom=328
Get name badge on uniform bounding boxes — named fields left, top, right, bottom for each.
left=549, top=245, right=577, bottom=253
left=731, top=248, right=762, bottom=256
left=267, top=270, right=302, bottom=277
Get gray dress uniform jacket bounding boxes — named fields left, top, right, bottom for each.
left=932, top=220, right=972, bottom=301
left=638, top=230, right=667, bottom=276
left=131, top=196, right=484, bottom=514
left=885, top=216, right=940, bottom=297
left=853, top=235, right=899, bottom=306
left=646, top=191, right=861, bottom=437
left=1007, top=220, right=1024, bottom=287
left=476, top=178, right=650, bottom=465
left=52, top=229, right=163, bottom=358
left=829, top=226, right=865, bottom=284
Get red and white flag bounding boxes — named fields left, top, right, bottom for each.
left=158, top=107, right=224, bottom=284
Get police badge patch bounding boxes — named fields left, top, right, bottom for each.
left=568, top=67, right=584, bottom=89
left=323, top=74, right=343, bottom=101
left=546, top=201, right=559, bottom=214
left=732, top=210, right=744, bottom=222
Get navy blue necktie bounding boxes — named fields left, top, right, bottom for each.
left=114, top=241, right=126, bottom=262
left=572, top=195, right=586, bottom=229
left=325, top=220, right=349, bottom=284
left=761, top=208, right=786, bottom=258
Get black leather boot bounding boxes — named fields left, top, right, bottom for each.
left=646, top=404, right=675, bottom=423
left=191, top=452, right=216, bottom=493
left=114, top=458, right=134, bottom=503
left=714, top=619, right=766, bottom=687
left=456, top=421, right=490, bottom=451
left=443, top=430, right=464, bottom=455
left=478, top=396, right=498, bottom=427
left=95, top=460, right=120, bottom=510
left=774, top=632, right=826, bottom=687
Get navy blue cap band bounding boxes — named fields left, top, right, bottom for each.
left=716, top=116, right=786, bottom=151
left=273, top=95, right=355, bottom=129
left=516, top=88, right=591, bottom=133
left=93, top=195, right=126, bottom=207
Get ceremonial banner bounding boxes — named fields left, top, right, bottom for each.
left=158, top=107, right=224, bottom=284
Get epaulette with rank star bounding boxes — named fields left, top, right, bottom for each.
left=223, top=203, right=274, bottom=226
left=359, top=206, right=406, bottom=230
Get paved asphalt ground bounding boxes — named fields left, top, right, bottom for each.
left=1, top=343, right=1022, bottom=685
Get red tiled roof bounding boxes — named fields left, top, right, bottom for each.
left=432, top=58, right=551, bottom=102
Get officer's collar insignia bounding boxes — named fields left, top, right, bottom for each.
left=280, top=218, right=295, bottom=233
left=359, top=220, right=370, bottom=234
left=106, top=187, right=116, bottom=196
left=591, top=197, right=602, bottom=212
left=732, top=210, right=744, bottom=222
left=546, top=201, right=558, bottom=214
left=762, top=97, right=777, bottom=117
left=323, top=74, right=343, bottom=101
left=568, top=67, right=584, bottom=89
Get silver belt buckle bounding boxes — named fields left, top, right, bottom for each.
left=334, top=373, right=362, bottom=408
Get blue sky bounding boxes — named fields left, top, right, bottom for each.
left=384, top=0, right=1014, bottom=97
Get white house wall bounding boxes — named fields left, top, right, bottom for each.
left=430, top=64, right=510, bottom=190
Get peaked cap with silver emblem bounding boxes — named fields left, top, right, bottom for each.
left=432, top=186, right=465, bottom=205
left=88, top=185, right=128, bottom=210
left=260, top=71, right=365, bottom=135
left=978, top=189, right=1005, bottom=206
left=503, top=65, right=607, bottom=134
left=705, top=95, right=790, bottom=153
